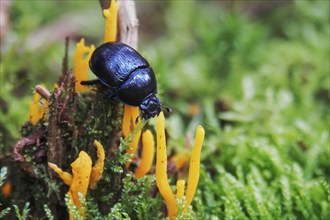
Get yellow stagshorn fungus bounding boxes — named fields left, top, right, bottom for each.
left=176, top=180, right=185, bottom=200
left=28, top=84, right=49, bottom=125
left=156, top=112, right=205, bottom=219
left=134, top=130, right=155, bottom=178
left=48, top=151, right=91, bottom=219
left=156, top=112, right=177, bottom=220
left=73, top=38, right=95, bottom=92
left=122, top=105, right=143, bottom=167
left=184, top=125, right=205, bottom=210
left=171, top=153, right=190, bottom=171
left=48, top=140, right=105, bottom=219
left=103, top=0, right=120, bottom=43
left=89, top=140, right=106, bottom=189
left=124, top=106, right=141, bottom=152
left=1, top=181, right=11, bottom=198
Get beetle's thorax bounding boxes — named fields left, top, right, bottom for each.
left=139, top=94, right=161, bottom=119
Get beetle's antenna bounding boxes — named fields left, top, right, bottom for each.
left=80, top=79, right=102, bottom=86
left=135, top=111, right=143, bottom=124
left=160, top=104, right=172, bottom=113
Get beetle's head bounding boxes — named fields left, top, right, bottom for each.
left=139, top=95, right=171, bottom=121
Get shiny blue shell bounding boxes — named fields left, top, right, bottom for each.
left=89, top=42, right=161, bottom=119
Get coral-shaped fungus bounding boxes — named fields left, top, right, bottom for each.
left=73, top=39, right=95, bottom=92
left=156, top=112, right=205, bottom=219
left=28, top=84, right=49, bottom=125
left=103, top=0, right=120, bottom=43
left=134, top=129, right=155, bottom=178
left=1, top=181, right=11, bottom=198
left=122, top=105, right=144, bottom=165
left=48, top=140, right=105, bottom=219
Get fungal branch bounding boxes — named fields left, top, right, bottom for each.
left=156, top=112, right=177, bottom=219
left=122, top=105, right=155, bottom=176
left=28, top=84, right=49, bottom=125
left=122, top=105, right=145, bottom=167
left=134, top=130, right=155, bottom=178
left=156, top=112, right=205, bottom=219
left=184, top=125, right=205, bottom=210
left=103, top=0, right=120, bottom=43
left=48, top=140, right=105, bottom=219
left=171, top=153, right=190, bottom=172
left=73, top=39, right=95, bottom=92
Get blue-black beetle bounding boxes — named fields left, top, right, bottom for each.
left=81, top=42, right=171, bottom=120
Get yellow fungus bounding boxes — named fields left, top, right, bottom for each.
left=69, top=151, right=92, bottom=208
left=54, top=82, right=60, bottom=90
left=156, top=112, right=177, bottom=220
left=103, top=0, right=120, bottom=43
left=28, top=84, right=48, bottom=125
left=89, top=140, right=106, bottom=189
left=73, top=38, right=95, bottom=92
left=48, top=162, right=73, bottom=186
left=29, top=92, right=42, bottom=125
left=155, top=114, right=205, bottom=217
left=127, top=106, right=141, bottom=155
left=48, top=140, right=105, bottom=219
left=2, top=181, right=11, bottom=198
left=171, top=153, right=190, bottom=171
left=43, top=99, right=49, bottom=114
left=49, top=151, right=91, bottom=219
left=176, top=180, right=185, bottom=200
left=135, top=130, right=155, bottom=178
left=184, top=125, right=205, bottom=210
left=123, top=106, right=142, bottom=167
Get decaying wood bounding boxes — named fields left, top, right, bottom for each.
left=47, top=77, right=65, bottom=170
left=61, top=37, right=70, bottom=80
left=118, top=0, right=139, bottom=49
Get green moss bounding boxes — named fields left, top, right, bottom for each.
left=1, top=0, right=329, bottom=219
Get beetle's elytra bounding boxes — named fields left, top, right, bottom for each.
left=81, top=42, right=170, bottom=120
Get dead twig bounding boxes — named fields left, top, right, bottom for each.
left=118, top=0, right=139, bottom=49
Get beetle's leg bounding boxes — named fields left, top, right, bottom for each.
left=108, top=93, right=119, bottom=101
left=80, top=79, right=102, bottom=86
left=160, top=104, right=172, bottom=113
left=103, top=89, right=120, bottom=101
left=135, top=111, right=143, bottom=124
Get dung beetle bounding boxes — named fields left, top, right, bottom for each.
left=81, top=42, right=171, bottom=120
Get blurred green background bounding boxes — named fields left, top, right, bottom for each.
left=1, top=0, right=329, bottom=219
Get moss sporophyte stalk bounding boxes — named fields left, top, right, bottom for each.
left=21, top=0, right=206, bottom=219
